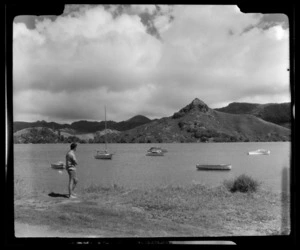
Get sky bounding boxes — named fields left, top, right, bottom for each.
left=12, top=4, right=290, bottom=123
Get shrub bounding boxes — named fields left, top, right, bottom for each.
left=178, top=121, right=185, bottom=130
left=224, top=174, right=260, bottom=193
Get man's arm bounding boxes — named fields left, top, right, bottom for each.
left=72, top=152, right=78, bottom=165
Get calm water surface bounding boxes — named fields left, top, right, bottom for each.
left=14, top=142, right=291, bottom=194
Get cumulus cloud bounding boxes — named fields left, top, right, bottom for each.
left=148, top=5, right=289, bottom=110
left=13, top=5, right=290, bottom=123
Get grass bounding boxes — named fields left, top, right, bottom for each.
left=14, top=178, right=33, bottom=199
left=83, top=183, right=125, bottom=193
left=14, top=176, right=290, bottom=237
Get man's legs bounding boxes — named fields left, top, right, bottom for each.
left=68, top=170, right=78, bottom=198
left=68, top=174, right=74, bottom=197
left=72, top=177, right=78, bottom=194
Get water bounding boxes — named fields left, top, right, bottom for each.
left=13, top=142, right=291, bottom=194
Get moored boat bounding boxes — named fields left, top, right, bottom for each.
left=51, top=161, right=65, bottom=169
left=248, top=149, right=270, bottom=155
left=196, top=164, right=232, bottom=171
left=94, top=150, right=113, bottom=159
left=95, top=106, right=113, bottom=160
left=146, top=150, right=164, bottom=156
left=147, top=147, right=168, bottom=153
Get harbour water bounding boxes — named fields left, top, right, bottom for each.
left=13, top=142, right=291, bottom=194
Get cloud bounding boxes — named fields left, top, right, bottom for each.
left=148, top=5, right=290, bottom=109
left=131, top=5, right=157, bottom=15
left=13, top=5, right=290, bottom=123
left=14, top=6, right=161, bottom=95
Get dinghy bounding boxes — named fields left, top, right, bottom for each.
left=147, top=147, right=168, bottom=153
left=94, top=150, right=113, bottom=159
left=196, top=164, right=232, bottom=171
left=248, top=149, right=270, bottom=155
left=51, top=161, right=65, bottom=169
left=146, top=149, right=164, bottom=156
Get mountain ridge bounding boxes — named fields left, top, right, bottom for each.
left=215, top=102, right=291, bottom=128
left=13, top=115, right=152, bottom=133
left=98, top=98, right=291, bottom=143
left=13, top=98, right=291, bottom=143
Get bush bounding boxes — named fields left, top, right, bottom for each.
left=224, top=174, right=260, bottom=193
left=178, top=121, right=185, bottom=130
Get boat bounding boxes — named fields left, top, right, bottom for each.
left=94, top=150, right=113, bottom=159
left=94, top=106, right=113, bottom=160
left=248, top=149, right=270, bottom=155
left=51, top=161, right=65, bottom=169
left=196, top=164, right=232, bottom=171
left=147, top=147, right=168, bottom=153
left=146, top=149, right=164, bottom=156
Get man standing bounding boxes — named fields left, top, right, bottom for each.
left=66, top=142, right=78, bottom=198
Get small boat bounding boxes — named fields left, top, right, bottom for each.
left=248, top=149, right=270, bottom=155
left=95, top=106, right=113, bottom=160
left=147, top=147, right=168, bottom=153
left=146, top=150, right=164, bottom=156
left=51, top=161, right=65, bottom=169
left=196, top=164, right=232, bottom=171
left=94, top=150, right=113, bottom=160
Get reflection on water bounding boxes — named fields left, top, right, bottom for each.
left=14, top=142, right=290, bottom=194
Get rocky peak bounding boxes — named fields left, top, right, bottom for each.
left=190, top=98, right=209, bottom=110
left=172, top=98, right=210, bottom=119
left=182, top=98, right=209, bottom=113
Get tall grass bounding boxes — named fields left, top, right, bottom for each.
left=14, top=177, right=30, bottom=198
left=224, top=174, right=260, bottom=193
left=82, top=183, right=125, bottom=194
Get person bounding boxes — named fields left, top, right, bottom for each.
left=65, top=142, right=78, bottom=198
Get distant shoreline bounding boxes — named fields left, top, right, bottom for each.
left=13, top=100, right=291, bottom=144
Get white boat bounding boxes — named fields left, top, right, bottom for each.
left=95, top=106, right=113, bottom=160
left=147, top=147, right=168, bottom=153
left=196, top=164, right=232, bottom=171
left=146, top=149, right=164, bottom=156
left=51, top=161, right=65, bottom=169
left=248, top=149, right=270, bottom=155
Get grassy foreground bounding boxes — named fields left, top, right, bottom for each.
left=14, top=180, right=290, bottom=238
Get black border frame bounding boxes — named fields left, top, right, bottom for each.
left=4, top=2, right=296, bottom=247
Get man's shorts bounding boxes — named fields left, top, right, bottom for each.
left=67, top=168, right=78, bottom=182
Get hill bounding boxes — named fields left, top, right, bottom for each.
left=13, top=127, right=65, bottom=144
left=13, top=121, right=71, bottom=133
left=106, top=98, right=290, bottom=143
left=13, top=99, right=291, bottom=143
left=13, top=127, right=120, bottom=144
left=215, top=102, right=291, bottom=128
left=113, top=115, right=152, bottom=131
left=13, top=115, right=152, bottom=133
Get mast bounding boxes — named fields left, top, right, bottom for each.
left=104, top=106, right=107, bottom=150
